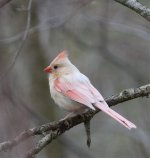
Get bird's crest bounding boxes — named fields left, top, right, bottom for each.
left=51, top=50, right=68, bottom=65
left=55, top=50, right=68, bottom=60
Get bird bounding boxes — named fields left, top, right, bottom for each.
left=44, top=50, right=136, bottom=130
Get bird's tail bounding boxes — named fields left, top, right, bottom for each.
left=95, top=103, right=136, bottom=130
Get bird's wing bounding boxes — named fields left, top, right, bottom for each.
left=54, top=78, right=96, bottom=110
left=54, top=78, right=136, bottom=129
left=89, top=84, right=107, bottom=105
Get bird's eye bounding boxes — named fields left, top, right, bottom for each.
left=54, top=65, right=58, bottom=69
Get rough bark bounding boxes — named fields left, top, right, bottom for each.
left=0, top=84, right=149, bottom=157
left=114, top=0, right=150, bottom=21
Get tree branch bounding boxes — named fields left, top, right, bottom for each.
left=0, top=84, right=150, bottom=157
left=114, top=0, right=150, bottom=21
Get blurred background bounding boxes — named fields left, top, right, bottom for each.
left=0, top=0, right=150, bottom=157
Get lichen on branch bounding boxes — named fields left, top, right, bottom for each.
left=0, top=84, right=149, bottom=158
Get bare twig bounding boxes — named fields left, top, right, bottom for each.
left=1, top=2, right=150, bottom=45
left=84, top=15, right=150, bottom=41
left=0, top=0, right=93, bottom=44
left=97, top=0, right=145, bottom=84
left=62, top=26, right=146, bottom=83
left=0, top=0, right=32, bottom=80
left=114, top=0, right=150, bottom=21
left=0, top=0, right=13, bottom=9
left=0, top=84, right=149, bottom=157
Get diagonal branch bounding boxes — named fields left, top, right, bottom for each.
left=0, top=0, right=13, bottom=9
left=114, top=0, right=150, bottom=21
left=0, top=0, right=32, bottom=81
left=0, top=84, right=150, bottom=157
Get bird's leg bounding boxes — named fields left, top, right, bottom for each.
left=61, top=108, right=92, bottom=147
left=61, top=108, right=86, bottom=121
left=61, top=112, right=76, bottom=121
left=84, top=119, right=91, bottom=148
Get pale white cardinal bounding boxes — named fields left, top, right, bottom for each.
left=44, top=50, right=136, bottom=130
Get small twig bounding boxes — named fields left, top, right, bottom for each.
left=0, top=0, right=92, bottom=45
left=0, top=0, right=13, bottom=9
left=0, top=0, right=32, bottom=81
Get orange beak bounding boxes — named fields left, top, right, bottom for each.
left=44, top=65, right=52, bottom=73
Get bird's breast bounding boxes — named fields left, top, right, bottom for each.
left=50, top=82, right=83, bottom=112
